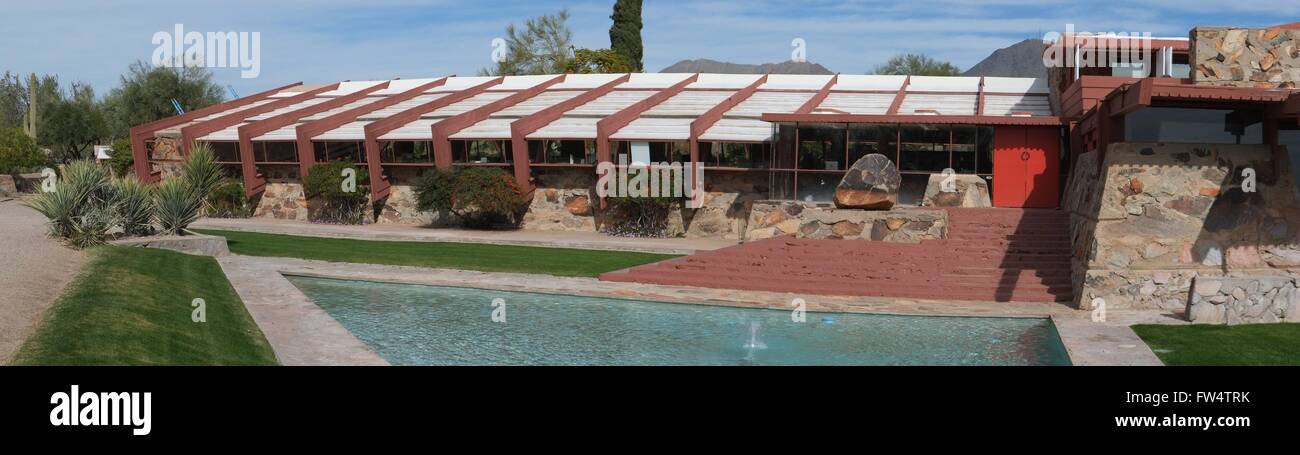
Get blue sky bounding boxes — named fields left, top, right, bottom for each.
left=1, top=0, right=1294, bottom=98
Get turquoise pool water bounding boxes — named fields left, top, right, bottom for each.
left=287, top=276, right=1072, bottom=366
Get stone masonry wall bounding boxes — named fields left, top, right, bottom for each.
left=1192, top=26, right=1300, bottom=88
left=522, top=167, right=598, bottom=232
left=746, top=200, right=947, bottom=243
left=1187, top=276, right=1300, bottom=325
left=1074, top=142, right=1300, bottom=313
left=252, top=182, right=308, bottom=221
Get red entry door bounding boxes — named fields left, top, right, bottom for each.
left=992, top=126, right=1060, bottom=208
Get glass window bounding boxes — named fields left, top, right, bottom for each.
left=323, top=141, right=363, bottom=163
left=463, top=140, right=510, bottom=164
left=976, top=126, right=994, bottom=174
left=848, top=124, right=896, bottom=167
left=798, top=123, right=846, bottom=170
left=795, top=172, right=842, bottom=203
left=255, top=141, right=297, bottom=163
left=381, top=141, right=431, bottom=163
left=1124, top=107, right=1265, bottom=144
left=951, top=125, right=978, bottom=174
left=537, top=140, right=592, bottom=164
left=899, top=124, right=950, bottom=172
left=706, top=142, right=768, bottom=168
left=206, top=141, right=240, bottom=162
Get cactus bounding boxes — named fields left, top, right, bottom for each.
left=22, top=73, right=37, bottom=138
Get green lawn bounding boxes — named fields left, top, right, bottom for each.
left=13, top=246, right=278, bottom=366
left=194, top=229, right=678, bottom=278
left=1132, top=323, right=1300, bottom=366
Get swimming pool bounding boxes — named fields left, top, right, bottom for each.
left=287, top=276, right=1072, bottom=366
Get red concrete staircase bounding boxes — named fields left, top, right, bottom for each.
left=599, top=208, right=1074, bottom=303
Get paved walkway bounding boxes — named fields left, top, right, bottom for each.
left=193, top=217, right=736, bottom=255
left=0, top=199, right=86, bottom=364
left=222, top=254, right=1165, bottom=366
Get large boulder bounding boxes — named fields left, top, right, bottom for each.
left=921, top=174, right=991, bottom=208
left=834, top=154, right=901, bottom=210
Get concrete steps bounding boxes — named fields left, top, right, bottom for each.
left=599, top=208, right=1075, bottom=303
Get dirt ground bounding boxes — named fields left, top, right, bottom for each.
left=0, top=198, right=86, bottom=364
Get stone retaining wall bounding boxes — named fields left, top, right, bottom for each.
left=1071, top=142, right=1300, bottom=312
left=1187, top=276, right=1300, bottom=325
left=253, top=182, right=308, bottom=221
left=745, top=200, right=947, bottom=242
left=1192, top=26, right=1300, bottom=88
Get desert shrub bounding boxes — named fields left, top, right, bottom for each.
left=180, top=142, right=222, bottom=202
left=303, top=160, right=370, bottom=224
left=206, top=178, right=253, bottom=218
left=0, top=127, right=50, bottom=175
left=602, top=196, right=679, bottom=237
left=413, top=167, right=527, bottom=229
left=25, top=185, right=80, bottom=238
left=67, top=206, right=114, bottom=249
left=112, top=175, right=154, bottom=236
left=154, top=176, right=200, bottom=235
left=24, top=160, right=117, bottom=247
left=107, top=138, right=134, bottom=177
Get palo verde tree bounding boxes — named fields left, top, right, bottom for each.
left=871, top=53, right=962, bottom=76
left=102, top=61, right=225, bottom=139
left=609, top=0, right=644, bottom=72
left=565, top=48, right=632, bottom=74
left=481, top=10, right=575, bottom=76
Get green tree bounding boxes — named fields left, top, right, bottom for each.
left=38, top=84, right=108, bottom=163
left=0, top=73, right=24, bottom=130
left=871, top=54, right=962, bottom=76
left=107, top=137, right=134, bottom=177
left=481, top=10, right=574, bottom=76
left=609, top=0, right=644, bottom=72
left=0, top=127, right=50, bottom=174
left=565, top=48, right=632, bottom=74
left=102, top=61, right=224, bottom=139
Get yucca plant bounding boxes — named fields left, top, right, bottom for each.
left=181, top=142, right=223, bottom=204
left=24, top=186, right=79, bottom=238
left=154, top=176, right=201, bottom=235
left=66, top=206, right=113, bottom=249
left=60, top=159, right=114, bottom=210
left=112, top=175, right=155, bottom=236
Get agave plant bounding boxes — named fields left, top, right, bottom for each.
left=112, top=175, right=155, bottom=236
left=59, top=159, right=114, bottom=211
left=154, top=176, right=201, bottom=235
left=181, top=142, right=223, bottom=204
left=24, top=186, right=79, bottom=238
left=66, top=206, right=114, bottom=249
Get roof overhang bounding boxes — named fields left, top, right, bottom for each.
left=759, top=113, right=1063, bottom=126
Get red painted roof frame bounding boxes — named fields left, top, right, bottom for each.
left=976, top=77, right=987, bottom=116
left=129, top=82, right=303, bottom=182
left=795, top=74, right=839, bottom=114
left=295, top=77, right=450, bottom=183
left=689, top=74, right=769, bottom=166
left=886, top=75, right=912, bottom=115
left=431, top=74, right=566, bottom=169
left=361, top=77, right=504, bottom=200
left=181, top=83, right=340, bottom=155
left=759, top=113, right=1063, bottom=126
left=595, top=74, right=700, bottom=165
left=235, top=82, right=390, bottom=195
left=509, top=74, right=631, bottom=193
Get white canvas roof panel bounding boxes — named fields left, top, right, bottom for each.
left=833, top=75, right=907, bottom=91
left=699, top=118, right=772, bottom=142
left=983, top=94, right=1053, bottom=116
left=817, top=92, right=895, bottom=115
left=493, top=75, right=556, bottom=91
left=360, top=93, right=451, bottom=120
left=641, top=90, right=735, bottom=116
left=245, top=97, right=329, bottom=121
left=906, top=76, right=981, bottom=92
left=492, top=90, right=582, bottom=117
left=269, top=84, right=329, bottom=97
left=610, top=117, right=693, bottom=141
left=425, top=91, right=514, bottom=117
left=430, top=76, right=498, bottom=92
left=687, top=74, right=763, bottom=90
left=253, top=123, right=303, bottom=141
left=319, top=80, right=388, bottom=96
left=898, top=93, right=978, bottom=115
left=725, top=91, right=815, bottom=118
left=450, top=118, right=515, bottom=140
left=528, top=117, right=600, bottom=139
left=199, top=126, right=241, bottom=142
left=982, top=77, right=1049, bottom=94
left=298, top=96, right=384, bottom=122
left=376, top=78, right=443, bottom=95
left=760, top=74, right=834, bottom=90
left=549, top=73, right=623, bottom=90
left=313, top=120, right=371, bottom=141
left=379, top=118, right=442, bottom=140
left=619, top=73, right=692, bottom=89
left=566, top=90, right=656, bottom=116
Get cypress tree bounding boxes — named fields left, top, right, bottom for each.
left=609, top=0, right=643, bottom=72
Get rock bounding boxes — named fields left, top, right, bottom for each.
left=1225, top=246, right=1263, bottom=268
left=831, top=221, right=863, bottom=238
left=1139, top=283, right=1157, bottom=296
left=1232, top=287, right=1247, bottom=301
left=1187, top=300, right=1226, bottom=324
left=885, top=218, right=907, bottom=231
left=564, top=195, right=591, bottom=216
left=1152, top=272, right=1172, bottom=285
left=833, top=154, right=901, bottom=210
left=1199, top=187, right=1220, bottom=197
left=0, top=175, right=15, bottom=196
left=1142, top=243, right=1170, bottom=259
left=1201, top=244, right=1224, bottom=266
left=1107, top=253, right=1131, bottom=268
left=921, top=174, right=991, bottom=208
left=1195, top=279, right=1223, bottom=296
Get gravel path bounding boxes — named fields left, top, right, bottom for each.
left=0, top=198, right=86, bottom=364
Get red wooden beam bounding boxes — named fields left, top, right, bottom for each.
left=886, top=75, right=911, bottom=115
left=234, top=82, right=389, bottom=195
left=976, top=76, right=986, bottom=116
left=129, top=82, right=302, bottom=183
left=362, top=77, right=504, bottom=200
left=689, top=75, right=769, bottom=168
left=181, top=83, right=340, bottom=155
left=596, top=74, right=700, bottom=165
left=759, top=113, right=1062, bottom=126
left=795, top=74, right=838, bottom=114
left=509, top=74, right=631, bottom=193
left=431, top=74, right=566, bottom=170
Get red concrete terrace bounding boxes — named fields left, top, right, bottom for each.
left=600, top=208, right=1073, bottom=303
